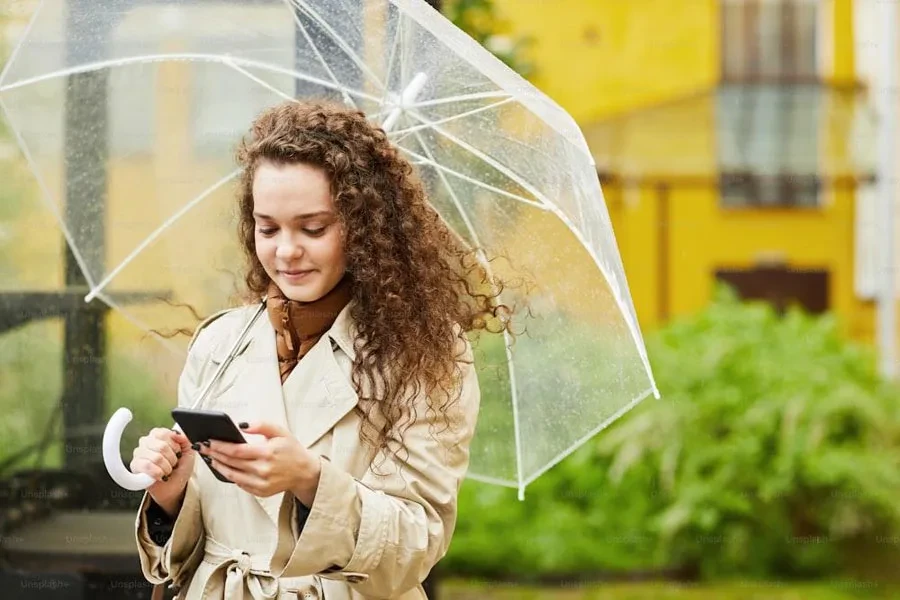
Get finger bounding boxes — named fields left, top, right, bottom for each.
left=149, top=427, right=179, bottom=444
left=211, top=459, right=266, bottom=493
left=134, top=447, right=175, bottom=476
left=171, top=430, right=193, bottom=452
left=238, top=421, right=288, bottom=439
left=149, top=428, right=188, bottom=457
left=203, top=449, right=254, bottom=473
left=145, top=437, right=179, bottom=468
left=131, top=458, right=167, bottom=481
left=208, top=458, right=243, bottom=486
left=207, top=440, right=266, bottom=459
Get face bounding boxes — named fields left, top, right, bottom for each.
left=252, top=160, right=347, bottom=302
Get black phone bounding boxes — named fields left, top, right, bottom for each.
left=171, top=408, right=246, bottom=483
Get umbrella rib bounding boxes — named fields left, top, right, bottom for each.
left=520, top=387, right=656, bottom=492
left=378, top=9, right=403, bottom=110
left=410, top=128, right=526, bottom=500
left=0, top=0, right=45, bottom=89
left=93, top=291, right=185, bottom=357
left=289, top=0, right=385, bottom=92
left=405, top=107, right=551, bottom=210
left=397, top=146, right=545, bottom=209
left=465, top=472, right=518, bottom=489
left=0, top=54, right=381, bottom=104
left=83, top=169, right=242, bottom=303
left=286, top=0, right=357, bottom=108
left=0, top=95, right=97, bottom=289
left=406, top=91, right=513, bottom=110
left=544, top=200, right=660, bottom=401
left=389, top=97, right=516, bottom=144
left=223, top=59, right=295, bottom=103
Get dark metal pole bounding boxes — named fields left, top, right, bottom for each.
left=62, top=0, right=112, bottom=470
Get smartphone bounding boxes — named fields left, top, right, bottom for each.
left=171, top=408, right=246, bottom=483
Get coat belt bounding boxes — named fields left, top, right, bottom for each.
left=201, top=537, right=316, bottom=600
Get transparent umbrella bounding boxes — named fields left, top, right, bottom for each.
left=0, top=0, right=659, bottom=499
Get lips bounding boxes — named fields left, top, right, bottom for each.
left=280, top=269, right=313, bottom=275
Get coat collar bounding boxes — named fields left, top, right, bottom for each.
left=324, top=300, right=357, bottom=361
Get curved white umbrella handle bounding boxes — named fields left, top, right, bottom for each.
left=102, top=407, right=157, bottom=491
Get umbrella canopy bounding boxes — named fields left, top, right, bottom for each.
left=0, top=0, right=658, bottom=498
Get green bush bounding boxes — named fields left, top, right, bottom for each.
left=445, top=286, right=900, bottom=580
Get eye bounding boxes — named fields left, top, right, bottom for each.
left=303, top=227, right=326, bottom=236
left=257, top=227, right=278, bottom=236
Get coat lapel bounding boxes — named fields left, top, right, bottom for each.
left=282, top=302, right=359, bottom=449
left=215, top=305, right=289, bottom=526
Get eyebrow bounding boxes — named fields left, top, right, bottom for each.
left=252, top=211, right=333, bottom=221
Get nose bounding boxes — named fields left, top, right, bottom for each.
left=275, top=233, right=303, bottom=260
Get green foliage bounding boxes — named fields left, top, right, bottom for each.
left=442, top=579, right=900, bottom=599
left=444, top=0, right=536, bottom=79
left=0, top=320, right=172, bottom=473
left=446, top=285, right=900, bottom=580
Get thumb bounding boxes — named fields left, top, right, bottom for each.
left=170, top=427, right=193, bottom=452
left=239, top=420, right=289, bottom=439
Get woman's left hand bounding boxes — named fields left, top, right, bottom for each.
left=199, top=421, right=321, bottom=505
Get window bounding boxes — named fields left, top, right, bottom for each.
left=716, top=266, right=830, bottom=314
left=716, top=84, right=822, bottom=208
left=720, top=172, right=820, bottom=208
left=721, top=0, right=820, bottom=82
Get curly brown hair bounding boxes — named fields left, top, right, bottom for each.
left=234, top=100, right=520, bottom=461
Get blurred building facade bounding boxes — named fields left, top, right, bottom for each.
left=2, top=0, right=896, bottom=347
left=495, top=0, right=891, bottom=346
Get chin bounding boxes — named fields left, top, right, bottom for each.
left=279, top=284, right=320, bottom=302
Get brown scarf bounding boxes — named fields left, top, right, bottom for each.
left=265, top=275, right=354, bottom=383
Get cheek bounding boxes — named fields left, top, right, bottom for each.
left=254, top=236, right=274, bottom=261
left=324, top=233, right=346, bottom=266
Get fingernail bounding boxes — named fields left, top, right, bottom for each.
left=162, top=475, right=169, bottom=482
left=202, top=440, right=211, bottom=447
left=175, top=451, right=182, bottom=459
left=191, top=443, right=200, bottom=451
left=239, top=422, right=248, bottom=429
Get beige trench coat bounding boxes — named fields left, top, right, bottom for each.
left=134, top=301, right=480, bottom=600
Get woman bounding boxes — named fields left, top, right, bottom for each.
left=129, top=100, right=514, bottom=600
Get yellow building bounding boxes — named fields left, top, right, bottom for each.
left=493, top=0, right=881, bottom=344
left=0, top=0, right=886, bottom=349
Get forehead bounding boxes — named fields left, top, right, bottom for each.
left=252, top=161, right=333, bottom=216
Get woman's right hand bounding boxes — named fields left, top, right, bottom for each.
left=130, top=427, right=195, bottom=514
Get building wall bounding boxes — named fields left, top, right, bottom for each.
left=491, top=0, right=720, bottom=123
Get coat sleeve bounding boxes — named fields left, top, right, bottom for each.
left=272, top=337, right=481, bottom=598
left=134, top=320, right=220, bottom=587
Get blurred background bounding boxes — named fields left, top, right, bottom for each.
left=1, top=0, right=900, bottom=598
